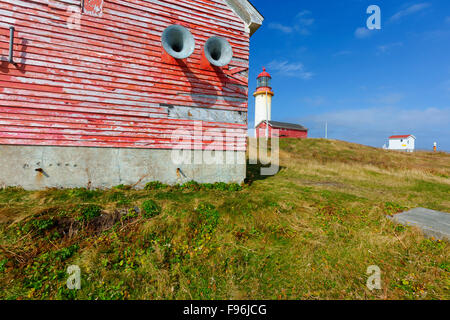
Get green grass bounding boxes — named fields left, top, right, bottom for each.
left=0, top=139, right=449, bottom=300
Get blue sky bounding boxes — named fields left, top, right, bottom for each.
left=247, top=0, right=450, bottom=151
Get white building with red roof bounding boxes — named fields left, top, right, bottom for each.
left=388, top=135, right=416, bottom=152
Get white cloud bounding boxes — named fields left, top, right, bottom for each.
left=389, top=3, right=431, bottom=23
left=295, top=28, right=311, bottom=36
left=375, top=93, right=404, bottom=104
left=333, top=50, right=352, bottom=57
left=295, top=10, right=315, bottom=35
left=296, top=10, right=311, bottom=18
left=268, top=23, right=293, bottom=34
left=377, top=42, right=403, bottom=54
left=308, top=107, right=450, bottom=130
left=267, top=60, right=314, bottom=79
left=303, top=106, right=450, bottom=149
left=418, top=28, right=450, bottom=40
left=299, top=17, right=314, bottom=26
left=303, top=96, right=327, bottom=106
left=354, top=27, right=372, bottom=39
left=270, top=10, right=315, bottom=35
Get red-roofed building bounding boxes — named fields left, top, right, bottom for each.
left=0, top=0, right=264, bottom=189
left=388, top=135, right=416, bottom=152
left=253, top=68, right=308, bottom=139
left=256, top=121, right=308, bottom=138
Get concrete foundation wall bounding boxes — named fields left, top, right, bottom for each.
left=0, top=145, right=246, bottom=190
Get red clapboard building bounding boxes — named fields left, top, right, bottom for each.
left=0, top=0, right=263, bottom=189
left=256, top=121, right=308, bottom=139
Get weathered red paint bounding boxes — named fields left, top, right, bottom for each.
left=256, top=122, right=308, bottom=139
left=0, top=0, right=252, bottom=150
left=83, top=0, right=104, bottom=16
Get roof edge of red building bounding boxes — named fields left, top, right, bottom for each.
left=256, top=120, right=308, bottom=131
left=389, top=134, right=415, bottom=139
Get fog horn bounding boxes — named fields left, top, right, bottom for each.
left=161, top=25, right=195, bottom=60
left=204, top=36, right=233, bottom=67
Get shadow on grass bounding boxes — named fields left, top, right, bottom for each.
left=245, top=161, right=284, bottom=185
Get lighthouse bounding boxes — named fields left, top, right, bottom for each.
left=253, top=68, right=274, bottom=137
left=254, top=67, right=309, bottom=139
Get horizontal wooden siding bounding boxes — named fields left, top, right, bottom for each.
left=0, top=0, right=250, bottom=150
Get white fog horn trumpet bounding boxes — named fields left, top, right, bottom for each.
left=204, top=36, right=233, bottom=67
left=161, top=25, right=195, bottom=60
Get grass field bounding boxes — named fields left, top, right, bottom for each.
left=0, top=138, right=449, bottom=300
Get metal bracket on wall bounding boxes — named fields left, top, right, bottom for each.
left=8, top=26, right=15, bottom=64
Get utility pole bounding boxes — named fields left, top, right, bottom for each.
left=325, top=121, right=328, bottom=139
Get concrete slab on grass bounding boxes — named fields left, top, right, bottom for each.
left=389, top=208, right=450, bottom=241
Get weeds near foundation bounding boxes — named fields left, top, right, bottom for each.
left=141, top=200, right=161, bottom=219
left=144, top=181, right=243, bottom=192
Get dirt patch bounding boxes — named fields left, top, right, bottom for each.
left=0, top=207, right=141, bottom=266
left=0, top=208, right=17, bottom=224
left=54, top=217, right=82, bottom=239
left=301, top=180, right=348, bottom=188
left=55, top=207, right=140, bottom=238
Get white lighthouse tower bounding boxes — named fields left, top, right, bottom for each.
left=253, top=68, right=274, bottom=137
